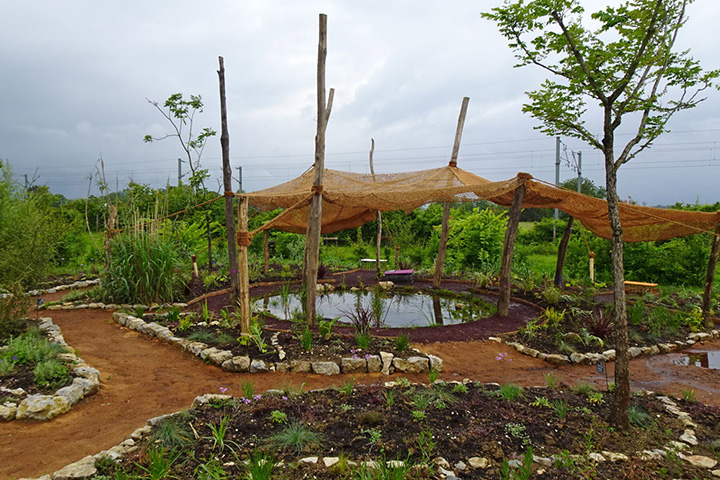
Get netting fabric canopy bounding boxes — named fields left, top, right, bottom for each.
left=244, top=166, right=720, bottom=242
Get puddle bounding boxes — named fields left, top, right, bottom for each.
left=674, top=351, right=720, bottom=369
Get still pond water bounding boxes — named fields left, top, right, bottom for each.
left=259, top=290, right=496, bottom=328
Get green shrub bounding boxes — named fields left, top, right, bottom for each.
left=0, top=161, right=63, bottom=289
left=33, top=358, right=70, bottom=388
left=0, top=285, right=30, bottom=341
left=4, top=328, right=66, bottom=365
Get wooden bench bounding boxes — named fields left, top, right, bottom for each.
left=360, top=258, right=387, bottom=267
left=624, top=280, right=659, bottom=295
left=384, top=269, right=414, bottom=283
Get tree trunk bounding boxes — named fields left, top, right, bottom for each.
left=606, top=161, right=630, bottom=430
left=554, top=217, right=574, bottom=287
left=702, top=226, right=720, bottom=327
left=303, top=14, right=332, bottom=328
left=217, top=56, right=239, bottom=304
left=237, top=196, right=251, bottom=333
left=498, top=182, right=526, bottom=316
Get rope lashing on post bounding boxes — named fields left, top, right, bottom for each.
left=236, top=231, right=252, bottom=248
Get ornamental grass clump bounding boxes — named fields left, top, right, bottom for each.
left=101, top=228, right=184, bottom=305
left=268, top=421, right=323, bottom=454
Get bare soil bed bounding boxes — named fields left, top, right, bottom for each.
left=98, top=381, right=717, bottom=479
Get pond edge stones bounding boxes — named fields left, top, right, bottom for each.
left=491, top=329, right=720, bottom=366
left=112, top=312, right=441, bottom=376
left=2, top=317, right=101, bottom=422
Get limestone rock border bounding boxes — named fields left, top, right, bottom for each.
left=1, top=317, right=100, bottom=422
left=490, top=329, right=720, bottom=366
left=43, top=298, right=188, bottom=312
left=21, top=385, right=720, bottom=480
left=27, top=278, right=101, bottom=297
left=112, top=312, right=442, bottom=376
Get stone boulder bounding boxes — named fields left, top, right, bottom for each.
left=312, top=361, right=340, bottom=375
left=341, top=357, right=367, bottom=374
left=392, top=356, right=429, bottom=373
left=16, top=395, right=71, bottom=420
left=222, top=356, right=250, bottom=372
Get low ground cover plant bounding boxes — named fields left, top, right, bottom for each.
left=0, top=325, right=71, bottom=394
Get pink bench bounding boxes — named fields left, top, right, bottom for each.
left=383, top=269, right=414, bottom=283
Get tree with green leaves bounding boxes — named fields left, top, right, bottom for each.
left=144, top=93, right=216, bottom=193
left=483, top=0, right=718, bottom=428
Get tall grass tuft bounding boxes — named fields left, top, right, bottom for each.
left=101, top=228, right=184, bottom=305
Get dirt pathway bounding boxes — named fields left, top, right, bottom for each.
left=0, top=308, right=374, bottom=479
left=2, top=299, right=720, bottom=478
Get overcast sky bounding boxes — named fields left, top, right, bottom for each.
left=1, top=1, right=719, bottom=206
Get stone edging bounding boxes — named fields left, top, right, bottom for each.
left=21, top=385, right=720, bottom=480
left=112, top=311, right=442, bottom=376
left=28, top=279, right=101, bottom=296
left=490, top=329, right=720, bottom=366
left=42, top=299, right=187, bottom=311
left=0, top=317, right=100, bottom=421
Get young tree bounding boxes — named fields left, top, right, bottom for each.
left=483, top=0, right=718, bottom=428
left=144, top=93, right=216, bottom=193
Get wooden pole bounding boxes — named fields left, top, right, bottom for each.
left=554, top=217, right=574, bottom=287
left=498, top=178, right=527, bottom=317
left=368, top=138, right=382, bottom=276
left=303, top=13, right=334, bottom=328
left=702, top=227, right=720, bottom=327
left=237, top=196, right=251, bottom=333
left=217, top=56, right=239, bottom=304
left=263, top=229, right=270, bottom=275
left=433, top=96, right=470, bottom=288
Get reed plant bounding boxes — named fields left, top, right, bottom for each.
left=101, top=228, right=184, bottom=305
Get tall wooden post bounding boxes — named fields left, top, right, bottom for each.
left=368, top=138, right=382, bottom=276
left=218, top=56, right=239, bottom=304
left=237, top=196, right=251, bottom=333
left=303, top=13, right=334, bottom=327
left=433, top=96, right=470, bottom=288
left=498, top=177, right=528, bottom=316
left=702, top=226, right=720, bottom=327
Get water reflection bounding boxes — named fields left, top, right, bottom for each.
left=674, top=351, right=720, bottom=369
left=260, top=290, right=495, bottom=328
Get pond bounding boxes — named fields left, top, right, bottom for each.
left=258, top=290, right=496, bottom=328
left=674, top=351, right=720, bottom=369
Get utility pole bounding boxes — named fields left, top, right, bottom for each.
left=553, top=136, right=560, bottom=242
left=177, top=158, right=183, bottom=186
left=576, top=151, right=582, bottom=193
left=236, top=166, right=242, bottom=193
